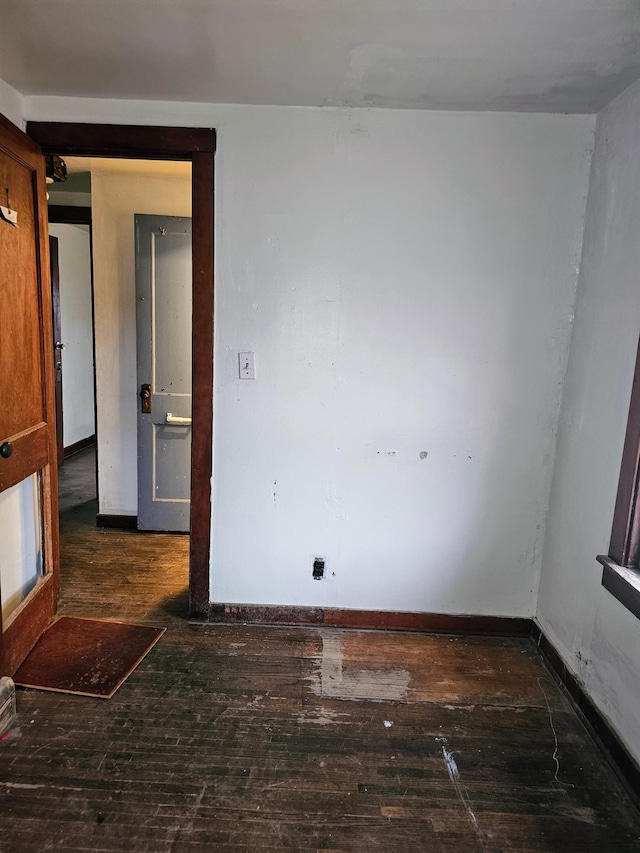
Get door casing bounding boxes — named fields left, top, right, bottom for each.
left=49, top=235, right=64, bottom=468
left=27, top=122, right=216, bottom=618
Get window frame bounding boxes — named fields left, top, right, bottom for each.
left=598, top=334, right=640, bottom=619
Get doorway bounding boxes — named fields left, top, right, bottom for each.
left=48, top=202, right=95, bottom=468
left=49, top=157, right=193, bottom=624
left=27, top=122, right=215, bottom=618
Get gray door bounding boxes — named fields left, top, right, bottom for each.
left=136, top=214, right=192, bottom=532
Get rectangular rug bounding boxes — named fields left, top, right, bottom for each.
left=13, top=616, right=166, bottom=698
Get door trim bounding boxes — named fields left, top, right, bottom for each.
left=49, top=236, right=64, bottom=468
left=27, top=122, right=216, bottom=618
left=48, top=204, right=92, bottom=226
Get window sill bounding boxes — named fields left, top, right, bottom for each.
left=598, top=555, right=640, bottom=621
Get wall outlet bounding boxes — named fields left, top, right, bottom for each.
left=313, top=558, right=325, bottom=580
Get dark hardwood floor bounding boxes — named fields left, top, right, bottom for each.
left=0, top=449, right=639, bottom=851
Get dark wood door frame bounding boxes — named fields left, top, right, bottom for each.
left=48, top=205, right=92, bottom=226
left=27, top=122, right=216, bottom=618
left=49, top=235, right=64, bottom=468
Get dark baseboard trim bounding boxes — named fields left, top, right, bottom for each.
left=532, top=623, right=640, bottom=806
left=64, top=434, right=96, bottom=459
left=96, top=514, right=137, bottom=530
left=207, top=603, right=533, bottom=636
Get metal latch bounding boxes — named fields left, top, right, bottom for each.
left=140, top=383, right=152, bottom=413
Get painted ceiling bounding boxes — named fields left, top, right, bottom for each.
left=1, top=0, right=639, bottom=112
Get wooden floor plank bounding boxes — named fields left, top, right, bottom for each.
left=0, top=448, right=639, bottom=851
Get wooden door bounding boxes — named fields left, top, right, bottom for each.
left=0, top=113, right=59, bottom=676
left=136, top=214, right=192, bottom=532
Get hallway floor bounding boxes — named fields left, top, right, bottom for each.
left=0, top=450, right=639, bottom=851
left=56, top=447, right=190, bottom=624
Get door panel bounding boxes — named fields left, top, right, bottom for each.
left=0, top=474, right=43, bottom=623
left=136, top=214, right=192, bottom=532
left=0, top=113, right=59, bottom=675
left=154, top=428, right=192, bottom=501
left=0, top=160, right=45, bottom=438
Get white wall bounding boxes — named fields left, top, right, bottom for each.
left=0, top=77, right=24, bottom=129
left=91, top=167, right=191, bottom=516
left=537, top=79, right=640, bottom=765
left=24, top=97, right=594, bottom=617
left=211, top=108, right=593, bottom=615
left=48, top=223, right=95, bottom=448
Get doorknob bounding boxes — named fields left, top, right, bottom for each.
left=0, top=441, right=13, bottom=459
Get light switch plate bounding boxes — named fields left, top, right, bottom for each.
left=239, top=352, right=256, bottom=380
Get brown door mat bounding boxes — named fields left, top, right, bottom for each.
left=13, top=616, right=166, bottom=698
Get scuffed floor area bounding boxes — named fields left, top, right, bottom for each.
left=2, top=625, right=640, bottom=851
left=0, top=450, right=639, bottom=851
